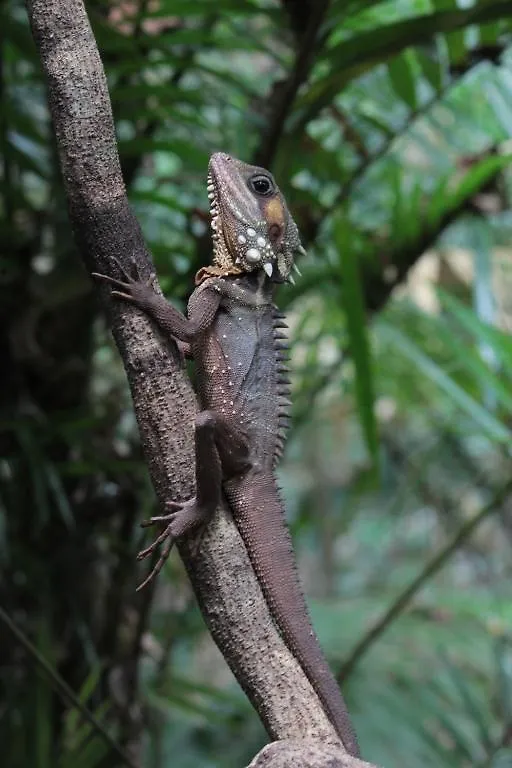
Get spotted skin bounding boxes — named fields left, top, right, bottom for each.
left=92, top=154, right=359, bottom=756
left=201, top=153, right=302, bottom=283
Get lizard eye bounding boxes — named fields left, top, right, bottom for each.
left=249, top=174, right=274, bottom=197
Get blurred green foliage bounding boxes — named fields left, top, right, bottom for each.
left=1, top=0, right=512, bottom=766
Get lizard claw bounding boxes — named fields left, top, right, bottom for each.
left=136, top=522, right=174, bottom=561
left=136, top=498, right=207, bottom=590
left=92, top=257, right=157, bottom=308
left=136, top=520, right=175, bottom=591
left=111, top=256, right=133, bottom=283
left=111, top=290, right=136, bottom=301
left=140, top=513, right=174, bottom=529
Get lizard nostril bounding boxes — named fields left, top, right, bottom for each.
left=269, top=223, right=281, bottom=242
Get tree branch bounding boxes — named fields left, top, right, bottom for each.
left=24, top=0, right=379, bottom=762
left=249, top=740, right=374, bottom=767
left=253, top=0, right=331, bottom=168
left=279, top=0, right=317, bottom=39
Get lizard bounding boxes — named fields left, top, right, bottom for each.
left=93, top=153, right=360, bottom=757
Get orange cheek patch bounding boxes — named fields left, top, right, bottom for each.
left=264, top=198, right=285, bottom=243
left=265, top=198, right=285, bottom=227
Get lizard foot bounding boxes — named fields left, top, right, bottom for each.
left=135, top=498, right=208, bottom=591
left=92, top=257, right=157, bottom=308
left=135, top=524, right=175, bottom=592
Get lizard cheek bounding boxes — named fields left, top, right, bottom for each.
left=264, top=199, right=285, bottom=240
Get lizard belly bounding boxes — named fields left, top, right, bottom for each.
left=196, top=303, right=281, bottom=470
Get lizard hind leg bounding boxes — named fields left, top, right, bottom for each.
left=136, top=410, right=225, bottom=589
left=135, top=495, right=209, bottom=591
left=210, top=412, right=252, bottom=478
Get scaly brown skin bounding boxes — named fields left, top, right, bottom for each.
left=93, top=153, right=359, bottom=757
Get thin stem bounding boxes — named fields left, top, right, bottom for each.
left=254, top=0, right=331, bottom=168
left=339, top=479, right=512, bottom=683
left=0, top=605, right=138, bottom=768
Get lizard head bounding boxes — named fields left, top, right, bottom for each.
left=206, top=152, right=304, bottom=283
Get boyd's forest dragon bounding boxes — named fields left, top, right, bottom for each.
left=93, top=153, right=359, bottom=756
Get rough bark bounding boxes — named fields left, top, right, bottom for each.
left=248, top=741, right=377, bottom=768
left=25, top=1, right=379, bottom=764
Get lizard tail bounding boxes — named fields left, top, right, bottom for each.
left=226, top=473, right=360, bottom=757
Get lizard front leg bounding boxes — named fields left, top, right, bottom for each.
left=92, top=258, right=221, bottom=342
left=93, top=261, right=251, bottom=587
left=93, top=259, right=224, bottom=587
left=137, top=411, right=251, bottom=589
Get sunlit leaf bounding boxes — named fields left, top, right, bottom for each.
left=388, top=50, right=417, bottom=110
left=334, top=214, right=379, bottom=464
left=298, top=3, right=512, bottom=121
left=439, top=290, right=512, bottom=373
left=379, top=323, right=512, bottom=443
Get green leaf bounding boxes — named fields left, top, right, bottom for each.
left=449, top=154, right=512, bottom=209
left=334, top=215, right=379, bottom=464
left=416, top=49, right=445, bottom=92
left=425, top=154, right=512, bottom=230
left=118, top=138, right=210, bottom=170
left=389, top=165, right=423, bottom=248
left=298, top=3, right=512, bottom=123
left=355, top=106, right=396, bottom=138
left=424, top=313, right=512, bottom=413
left=479, top=20, right=502, bottom=45
left=388, top=51, right=417, bottom=110
left=34, top=618, right=53, bottom=768
left=439, top=651, right=494, bottom=753
left=445, top=28, right=467, bottom=65
left=424, top=173, right=451, bottom=229
left=62, top=668, right=103, bottom=744
left=45, top=463, right=75, bottom=530
left=380, top=323, right=512, bottom=443
left=485, top=77, right=512, bottom=137
left=439, top=291, right=512, bottom=374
